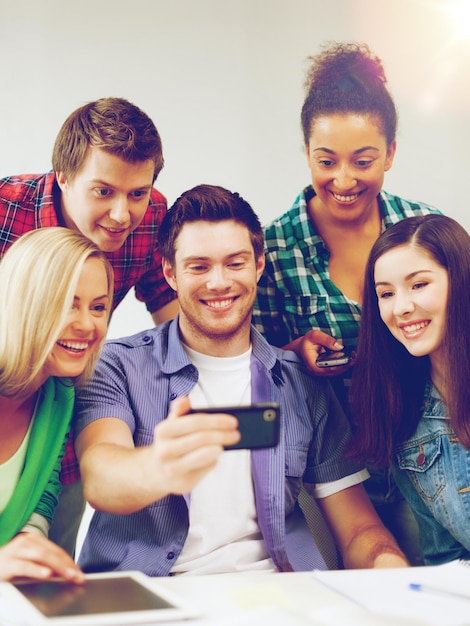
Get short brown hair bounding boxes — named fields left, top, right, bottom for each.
left=52, top=97, right=164, bottom=181
left=158, top=184, right=265, bottom=267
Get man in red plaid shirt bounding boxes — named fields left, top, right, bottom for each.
left=0, top=97, right=178, bottom=555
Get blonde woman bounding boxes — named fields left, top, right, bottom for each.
left=0, top=227, right=113, bottom=581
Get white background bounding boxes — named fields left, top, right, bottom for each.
left=1, top=0, right=469, bottom=339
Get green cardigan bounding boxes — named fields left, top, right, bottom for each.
left=0, top=377, right=74, bottom=545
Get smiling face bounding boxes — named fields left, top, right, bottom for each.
left=44, top=256, right=110, bottom=379
left=374, top=244, right=449, bottom=367
left=163, top=220, right=265, bottom=356
left=306, top=113, right=396, bottom=225
left=56, top=146, right=155, bottom=252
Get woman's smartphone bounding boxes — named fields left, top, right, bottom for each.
left=189, top=402, right=280, bottom=450
left=315, top=348, right=352, bottom=368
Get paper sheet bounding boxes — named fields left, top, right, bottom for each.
left=312, top=560, right=470, bottom=626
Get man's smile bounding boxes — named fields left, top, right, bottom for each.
left=203, top=297, right=237, bottom=309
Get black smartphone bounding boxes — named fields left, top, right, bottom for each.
left=315, top=348, right=352, bottom=368
left=189, top=402, right=280, bottom=450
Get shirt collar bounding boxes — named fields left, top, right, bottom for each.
left=35, top=172, right=62, bottom=228
left=162, top=317, right=283, bottom=383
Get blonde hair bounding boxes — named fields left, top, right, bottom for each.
left=0, top=228, right=113, bottom=397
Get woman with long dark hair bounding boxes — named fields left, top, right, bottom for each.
left=351, top=214, right=470, bottom=564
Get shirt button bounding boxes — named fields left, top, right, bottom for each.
left=167, top=551, right=175, bottom=559
left=142, top=335, right=151, bottom=343
left=169, top=393, right=177, bottom=400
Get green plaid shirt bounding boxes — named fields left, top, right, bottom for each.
left=254, top=186, right=442, bottom=505
left=253, top=185, right=441, bottom=350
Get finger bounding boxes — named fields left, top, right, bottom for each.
left=2, top=561, right=52, bottom=581
left=160, top=443, right=230, bottom=492
left=40, top=552, right=85, bottom=583
left=168, top=395, right=191, bottom=418
left=14, top=534, right=84, bottom=583
left=157, top=412, right=239, bottom=441
left=305, top=329, right=344, bottom=351
left=156, top=422, right=240, bottom=462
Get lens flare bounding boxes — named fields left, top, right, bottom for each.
left=449, top=0, right=470, bottom=39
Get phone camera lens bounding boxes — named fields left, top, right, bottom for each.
left=263, top=410, right=276, bottom=422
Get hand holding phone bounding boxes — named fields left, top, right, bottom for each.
left=315, top=348, right=352, bottom=368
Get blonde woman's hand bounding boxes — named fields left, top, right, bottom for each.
left=0, top=533, right=85, bottom=582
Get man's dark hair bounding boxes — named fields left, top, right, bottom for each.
left=158, top=184, right=264, bottom=266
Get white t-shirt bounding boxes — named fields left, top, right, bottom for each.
left=171, top=345, right=275, bottom=575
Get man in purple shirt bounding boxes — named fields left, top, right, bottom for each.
left=75, top=184, right=408, bottom=575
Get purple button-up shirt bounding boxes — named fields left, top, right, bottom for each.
left=76, top=318, right=363, bottom=575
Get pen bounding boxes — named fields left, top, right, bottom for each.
left=409, top=582, right=470, bottom=602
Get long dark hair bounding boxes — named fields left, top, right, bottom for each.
left=350, top=214, right=470, bottom=465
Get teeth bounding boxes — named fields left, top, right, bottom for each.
left=403, top=322, right=428, bottom=333
left=333, top=193, right=359, bottom=202
left=206, top=299, right=233, bottom=309
left=57, top=340, right=89, bottom=351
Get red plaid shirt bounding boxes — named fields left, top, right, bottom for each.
left=0, top=172, right=177, bottom=484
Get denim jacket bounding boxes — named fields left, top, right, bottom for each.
left=392, top=381, right=470, bottom=565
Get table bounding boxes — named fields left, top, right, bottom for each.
left=152, top=570, right=424, bottom=625
left=2, top=566, right=467, bottom=625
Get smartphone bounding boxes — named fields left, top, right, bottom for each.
left=189, top=402, right=280, bottom=450
left=315, top=348, right=352, bottom=368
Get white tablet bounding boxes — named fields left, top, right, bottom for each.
left=0, top=571, right=199, bottom=625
